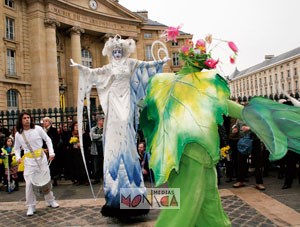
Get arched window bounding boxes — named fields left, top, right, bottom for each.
left=7, top=89, right=18, bottom=110
left=81, top=49, right=92, bottom=68
left=172, top=52, right=179, bottom=66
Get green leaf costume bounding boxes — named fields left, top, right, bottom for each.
left=141, top=70, right=232, bottom=226
left=140, top=69, right=300, bottom=226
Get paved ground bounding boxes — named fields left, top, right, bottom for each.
left=0, top=169, right=299, bottom=226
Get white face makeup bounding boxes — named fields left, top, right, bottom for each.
left=112, top=48, right=123, bottom=60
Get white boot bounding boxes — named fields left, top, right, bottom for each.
left=46, top=200, right=59, bottom=208
left=26, top=206, right=35, bottom=216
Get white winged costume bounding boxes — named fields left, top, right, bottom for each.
left=72, top=36, right=166, bottom=211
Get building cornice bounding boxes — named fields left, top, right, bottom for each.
left=232, top=54, right=300, bottom=80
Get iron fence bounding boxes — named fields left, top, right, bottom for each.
left=0, top=106, right=103, bottom=133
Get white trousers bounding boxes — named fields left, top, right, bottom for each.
left=23, top=154, right=55, bottom=207
left=23, top=174, right=55, bottom=207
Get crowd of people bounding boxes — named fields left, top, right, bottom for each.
left=0, top=100, right=298, bottom=218
left=0, top=114, right=155, bottom=193
left=0, top=104, right=299, bottom=195
left=217, top=101, right=300, bottom=191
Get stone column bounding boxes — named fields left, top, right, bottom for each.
left=129, top=37, right=138, bottom=59
left=27, top=8, right=47, bottom=108
left=44, top=18, right=60, bottom=108
left=69, top=27, right=85, bottom=106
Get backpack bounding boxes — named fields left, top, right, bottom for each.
left=237, top=133, right=253, bottom=155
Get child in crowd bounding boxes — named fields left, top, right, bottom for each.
left=1, top=137, right=19, bottom=192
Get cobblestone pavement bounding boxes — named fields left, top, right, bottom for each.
left=0, top=169, right=299, bottom=226
left=0, top=195, right=281, bottom=227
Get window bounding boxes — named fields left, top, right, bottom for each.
left=5, top=0, right=14, bottom=8
left=171, top=41, right=178, bottom=46
left=294, top=68, right=297, bottom=76
left=81, top=49, right=92, bottom=68
left=145, top=45, right=152, bottom=60
left=287, top=70, right=290, bottom=77
left=7, top=89, right=18, bottom=109
left=7, top=49, right=16, bottom=75
left=57, top=56, right=61, bottom=78
left=144, top=33, right=152, bottom=39
left=6, top=17, right=15, bottom=40
left=172, top=52, right=179, bottom=66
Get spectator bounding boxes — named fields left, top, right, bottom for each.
left=137, top=142, right=152, bottom=182
left=233, top=123, right=251, bottom=188
left=0, top=120, right=10, bottom=148
left=281, top=100, right=300, bottom=189
left=59, top=123, right=72, bottom=180
left=69, top=122, right=87, bottom=185
left=90, top=115, right=104, bottom=184
left=42, top=117, right=60, bottom=186
left=1, top=137, right=19, bottom=192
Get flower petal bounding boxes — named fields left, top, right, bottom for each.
left=228, top=41, right=238, bottom=53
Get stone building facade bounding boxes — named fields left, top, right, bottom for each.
left=229, top=47, right=300, bottom=102
left=0, top=0, right=192, bottom=110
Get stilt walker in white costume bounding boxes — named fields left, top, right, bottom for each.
left=70, top=35, right=168, bottom=217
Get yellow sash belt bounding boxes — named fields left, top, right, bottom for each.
left=23, top=148, right=44, bottom=158
left=18, top=148, right=44, bottom=172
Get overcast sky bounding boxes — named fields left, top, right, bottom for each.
left=120, top=0, right=300, bottom=76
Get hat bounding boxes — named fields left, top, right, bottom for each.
left=98, top=114, right=105, bottom=119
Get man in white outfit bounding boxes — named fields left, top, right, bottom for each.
left=15, top=112, right=59, bottom=216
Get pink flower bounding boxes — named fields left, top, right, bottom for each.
left=204, top=58, right=219, bottom=68
left=164, top=25, right=182, bottom=42
left=185, top=39, right=194, bottom=47
left=230, top=55, right=236, bottom=64
left=195, top=39, right=206, bottom=53
left=196, top=39, right=205, bottom=48
left=181, top=45, right=190, bottom=55
left=228, top=41, right=238, bottom=53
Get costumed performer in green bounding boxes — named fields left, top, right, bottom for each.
left=140, top=27, right=300, bottom=226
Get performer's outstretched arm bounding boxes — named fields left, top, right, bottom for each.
left=227, top=99, right=243, bottom=119
left=70, top=59, right=107, bottom=75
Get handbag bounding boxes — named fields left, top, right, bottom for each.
left=237, top=133, right=253, bottom=155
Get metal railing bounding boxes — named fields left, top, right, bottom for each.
left=0, top=105, right=103, bottom=133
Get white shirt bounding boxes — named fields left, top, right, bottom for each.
left=14, top=125, right=55, bottom=161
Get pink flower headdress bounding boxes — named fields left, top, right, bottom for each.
left=162, top=25, right=238, bottom=73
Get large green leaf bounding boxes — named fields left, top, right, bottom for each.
left=242, top=97, right=300, bottom=160
left=140, top=70, right=230, bottom=185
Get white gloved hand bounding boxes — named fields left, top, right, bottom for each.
left=70, top=59, right=84, bottom=69
left=70, top=59, right=77, bottom=67
left=162, top=56, right=170, bottom=63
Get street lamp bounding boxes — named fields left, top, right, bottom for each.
left=59, top=84, right=65, bottom=95
left=59, top=84, right=65, bottom=110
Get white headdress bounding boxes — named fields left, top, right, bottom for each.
left=102, top=34, right=136, bottom=60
